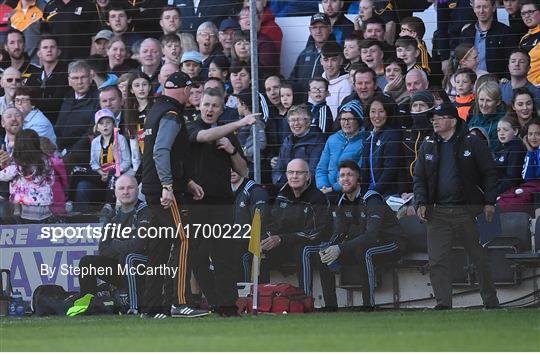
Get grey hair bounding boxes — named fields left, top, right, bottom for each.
left=197, top=21, right=218, bottom=37
left=68, top=60, right=91, bottom=75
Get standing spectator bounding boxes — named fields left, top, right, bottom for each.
left=460, top=0, right=516, bottom=78
left=180, top=51, right=203, bottom=79
left=343, top=35, right=362, bottom=70
left=360, top=39, right=386, bottom=88
left=92, top=30, right=114, bottom=57
left=503, top=0, right=529, bottom=41
left=400, top=68, right=429, bottom=118
left=453, top=68, right=477, bottom=121
left=321, top=41, right=353, bottom=118
left=395, top=36, right=423, bottom=73
left=55, top=60, right=99, bottom=166
left=307, top=77, right=334, bottom=133
left=159, top=6, right=182, bottom=36
left=500, top=49, right=540, bottom=108
left=340, top=66, right=378, bottom=112
left=9, top=0, right=43, bottom=62
left=361, top=93, right=401, bottom=196
left=321, top=0, right=354, bottom=46
left=519, top=0, right=540, bottom=86
left=107, top=38, right=129, bottom=74
left=316, top=102, right=363, bottom=195
left=289, top=13, right=333, bottom=101
left=245, top=0, right=283, bottom=56
left=14, top=87, right=56, bottom=145
left=271, top=104, right=326, bottom=187
left=196, top=21, right=223, bottom=80
left=1, top=29, right=39, bottom=77
left=0, top=129, right=55, bottom=222
left=468, top=81, right=506, bottom=153
left=218, top=19, right=240, bottom=59
left=40, top=136, right=68, bottom=216
left=23, top=36, right=68, bottom=125
left=42, top=0, right=98, bottom=61
left=107, top=6, right=144, bottom=49
left=0, top=67, right=22, bottom=114
left=494, top=115, right=527, bottom=194
left=413, top=103, right=500, bottom=310
left=1, top=107, right=22, bottom=155
left=139, top=39, right=162, bottom=89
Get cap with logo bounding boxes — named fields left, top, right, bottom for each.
left=94, top=30, right=114, bottom=42
left=431, top=103, right=458, bottom=119
left=164, top=71, right=193, bottom=89
left=310, top=12, right=331, bottom=26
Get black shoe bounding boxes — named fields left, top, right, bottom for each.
left=433, top=304, right=452, bottom=311
left=218, top=306, right=240, bottom=317
left=170, top=304, right=209, bottom=318
left=317, top=306, right=338, bottom=312
left=357, top=305, right=376, bottom=312
left=484, top=303, right=500, bottom=310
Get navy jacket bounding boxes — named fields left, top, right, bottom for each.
left=494, top=137, right=527, bottom=194
left=361, top=126, right=402, bottom=196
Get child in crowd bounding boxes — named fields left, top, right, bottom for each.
left=161, top=33, right=182, bottom=65
left=180, top=51, right=203, bottom=78
left=40, top=137, right=68, bottom=216
left=399, top=17, right=432, bottom=75
left=343, top=35, right=362, bottom=72
left=307, top=77, right=334, bottom=134
left=360, top=39, right=387, bottom=89
left=320, top=41, right=353, bottom=119
left=453, top=68, right=477, bottom=121
left=395, top=36, right=422, bottom=72
left=185, top=79, right=203, bottom=122
left=0, top=129, right=54, bottom=223
left=279, top=81, right=294, bottom=117
left=90, top=109, right=132, bottom=212
left=495, top=115, right=527, bottom=195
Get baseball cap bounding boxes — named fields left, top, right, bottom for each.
left=94, top=30, right=113, bottom=42
left=411, top=90, right=435, bottom=111
left=431, top=103, right=458, bottom=119
left=95, top=108, right=115, bottom=124
left=180, top=51, right=203, bottom=64
left=164, top=71, right=193, bottom=89
left=310, top=13, right=330, bottom=26
left=219, top=18, right=240, bottom=32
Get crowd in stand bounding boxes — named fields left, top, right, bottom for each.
left=1, top=0, right=540, bottom=316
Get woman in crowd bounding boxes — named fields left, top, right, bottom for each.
left=108, top=37, right=137, bottom=75
left=510, top=87, right=538, bottom=135
left=0, top=129, right=55, bottom=223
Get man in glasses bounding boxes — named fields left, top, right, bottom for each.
left=413, top=103, right=499, bottom=310
left=459, top=0, right=516, bottom=78
left=519, top=0, right=540, bottom=86
left=262, top=158, right=331, bottom=299
left=0, top=67, right=22, bottom=115
left=271, top=104, right=326, bottom=187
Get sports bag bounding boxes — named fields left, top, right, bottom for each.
left=32, top=284, right=77, bottom=316
left=237, top=283, right=314, bottom=314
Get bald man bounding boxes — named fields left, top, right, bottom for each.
left=398, top=68, right=430, bottom=126
left=0, top=67, right=22, bottom=115
left=262, top=158, right=331, bottom=298
left=78, top=174, right=151, bottom=314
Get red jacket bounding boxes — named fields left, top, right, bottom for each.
left=260, top=7, right=283, bottom=58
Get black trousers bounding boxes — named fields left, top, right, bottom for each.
left=189, top=201, right=240, bottom=309
left=78, top=255, right=124, bottom=295
left=426, top=206, right=499, bottom=308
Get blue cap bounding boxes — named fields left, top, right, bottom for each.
left=181, top=50, right=203, bottom=64
left=219, top=18, right=240, bottom=31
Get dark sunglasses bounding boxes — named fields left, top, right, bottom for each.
left=5, top=78, right=22, bottom=83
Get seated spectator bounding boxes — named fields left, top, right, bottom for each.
left=343, top=34, right=362, bottom=72
left=99, top=86, right=124, bottom=127
left=24, top=36, right=68, bottom=126
left=362, top=16, right=386, bottom=42
left=289, top=13, right=332, bottom=101
left=316, top=101, right=364, bottom=195
left=395, top=36, right=422, bottom=73
left=139, top=38, right=162, bottom=89
left=321, top=0, right=354, bottom=46
left=271, top=104, right=326, bottom=187
left=510, top=87, right=538, bottom=132
left=263, top=158, right=331, bottom=298
left=156, top=62, right=180, bottom=94
left=218, top=19, right=240, bottom=59
left=519, top=0, right=540, bottom=86
left=14, top=87, right=56, bottom=145
left=400, top=68, right=429, bottom=119
left=495, top=115, right=527, bottom=195
left=89, top=109, right=132, bottom=213
left=107, top=5, right=143, bottom=49
left=361, top=93, right=401, bottom=196
left=40, top=137, right=68, bottom=216
left=382, top=57, right=408, bottom=108
left=180, top=51, right=203, bottom=78
left=307, top=77, right=334, bottom=133
left=351, top=0, right=374, bottom=32
left=453, top=68, right=477, bottom=121
left=321, top=42, right=353, bottom=119
left=55, top=60, right=100, bottom=168
left=0, top=67, right=22, bottom=114
left=1, top=107, right=22, bottom=155
left=117, top=72, right=135, bottom=101
left=234, top=88, right=266, bottom=173
left=444, top=43, right=488, bottom=100
left=107, top=38, right=135, bottom=76
left=468, top=81, right=506, bottom=153
left=501, top=49, right=540, bottom=108
left=265, top=80, right=293, bottom=162
left=0, top=129, right=54, bottom=223
left=161, top=33, right=182, bottom=65
left=87, top=54, right=119, bottom=90
left=340, top=66, right=378, bottom=113
left=196, top=21, right=223, bottom=79
left=318, top=160, right=406, bottom=310
left=0, top=29, right=39, bottom=77
left=263, top=74, right=283, bottom=115
left=78, top=174, right=150, bottom=314
left=91, top=30, right=114, bottom=57
left=279, top=81, right=294, bottom=116
left=208, top=55, right=231, bottom=85
left=360, top=40, right=387, bottom=89
left=159, top=6, right=183, bottom=37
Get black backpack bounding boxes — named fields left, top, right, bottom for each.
left=32, top=284, right=78, bottom=316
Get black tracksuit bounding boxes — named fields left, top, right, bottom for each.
left=320, top=190, right=406, bottom=307
left=494, top=137, right=527, bottom=194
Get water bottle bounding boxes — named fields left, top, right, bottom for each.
left=9, top=290, right=23, bottom=317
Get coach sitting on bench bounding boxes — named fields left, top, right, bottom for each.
left=78, top=174, right=150, bottom=314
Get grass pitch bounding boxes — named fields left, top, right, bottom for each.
left=1, top=309, right=539, bottom=351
